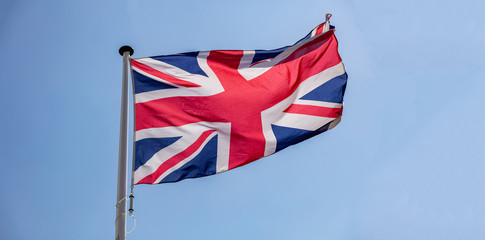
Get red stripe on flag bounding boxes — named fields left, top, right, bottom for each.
left=131, top=59, right=201, bottom=88
left=284, top=104, right=342, bottom=118
left=137, top=130, right=216, bottom=184
left=315, top=24, right=324, bottom=35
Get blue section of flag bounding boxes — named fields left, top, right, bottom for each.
left=301, top=73, right=347, bottom=103
left=251, top=47, right=289, bottom=65
left=160, top=135, right=218, bottom=183
left=272, top=124, right=331, bottom=152
left=133, top=70, right=176, bottom=94
left=151, top=52, right=208, bottom=77
left=135, top=137, right=181, bottom=171
left=272, top=125, right=311, bottom=152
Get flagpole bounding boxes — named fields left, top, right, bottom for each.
left=116, top=45, right=134, bottom=240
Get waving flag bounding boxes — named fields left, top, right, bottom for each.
left=131, top=19, right=347, bottom=184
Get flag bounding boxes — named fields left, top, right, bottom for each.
left=131, top=20, right=347, bottom=184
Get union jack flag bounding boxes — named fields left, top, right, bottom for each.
left=131, top=18, right=347, bottom=184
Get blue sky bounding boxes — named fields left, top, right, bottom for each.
left=1, top=0, right=484, bottom=239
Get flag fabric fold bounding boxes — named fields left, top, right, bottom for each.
left=131, top=20, right=347, bottom=184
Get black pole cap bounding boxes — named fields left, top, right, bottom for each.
left=119, top=45, right=134, bottom=56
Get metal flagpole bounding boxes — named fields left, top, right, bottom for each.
left=116, top=45, right=134, bottom=240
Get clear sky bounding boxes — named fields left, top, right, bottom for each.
left=1, top=0, right=484, bottom=239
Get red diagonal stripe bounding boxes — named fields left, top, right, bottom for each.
left=137, top=130, right=216, bottom=184
left=315, top=23, right=324, bottom=35
left=284, top=104, right=342, bottom=118
left=131, top=59, right=201, bottom=88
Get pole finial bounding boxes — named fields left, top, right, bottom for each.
left=325, top=13, right=332, bottom=23
left=119, top=45, right=134, bottom=56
